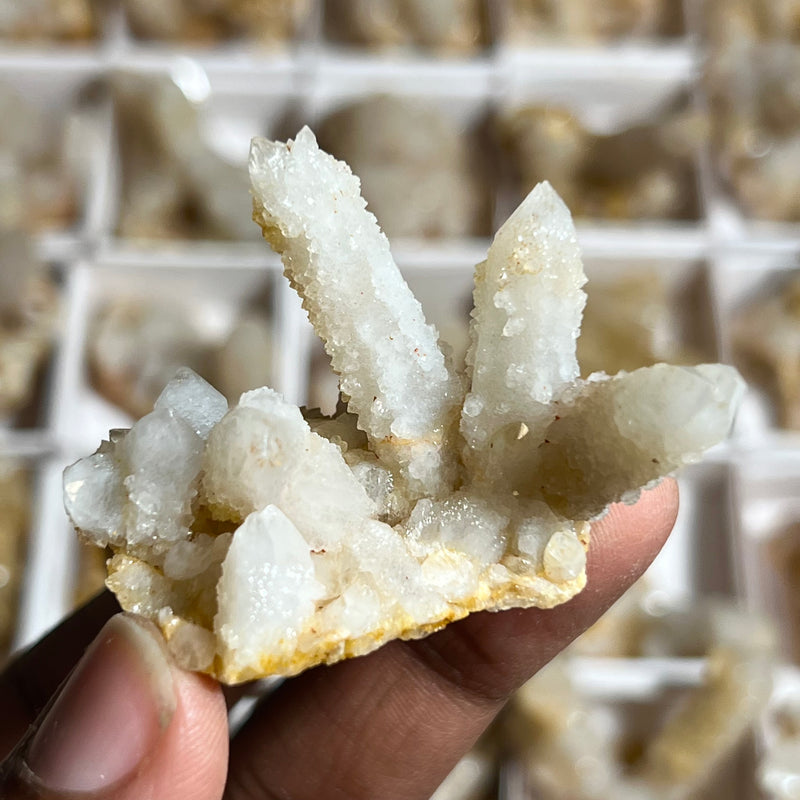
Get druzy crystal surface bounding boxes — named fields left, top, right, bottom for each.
left=65, top=128, right=743, bottom=684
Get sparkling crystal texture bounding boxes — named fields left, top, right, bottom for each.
left=65, top=128, right=743, bottom=683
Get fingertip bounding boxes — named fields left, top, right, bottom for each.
left=589, top=478, right=679, bottom=582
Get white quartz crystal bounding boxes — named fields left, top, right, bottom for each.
left=65, top=128, right=743, bottom=683
left=461, top=181, right=586, bottom=454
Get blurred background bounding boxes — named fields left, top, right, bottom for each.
left=1, top=0, right=800, bottom=797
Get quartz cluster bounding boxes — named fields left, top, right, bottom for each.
left=65, top=128, right=743, bottom=684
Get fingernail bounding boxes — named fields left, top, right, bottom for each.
left=23, top=614, right=176, bottom=794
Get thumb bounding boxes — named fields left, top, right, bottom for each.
left=0, top=614, right=228, bottom=800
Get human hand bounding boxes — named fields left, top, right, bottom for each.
left=0, top=480, right=677, bottom=800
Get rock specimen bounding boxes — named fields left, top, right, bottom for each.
left=765, top=521, right=800, bottom=661
left=498, top=102, right=701, bottom=221
left=65, top=128, right=743, bottom=684
left=324, top=0, right=487, bottom=53
left=90, top=300, right=212, bottom=420
left=704, top=0, right=800, bottom=48
left=0, top=82, right=78, bottom=232
left=0, top=461, right=30, bottom=661
left=503, top=0, right=681, bottom=43
left=114, top=73, right=255, bottom=241
left=578, top=269, right=702, bottom=377
left=317, top=95, right=489, bottom=239
left=506, top=601, right=774, bottom=800
left=759, top=693, right=800, bottom=799
left=707, top=43, right=800, bottom=221
left=90, top=298, right=273, bottom=418
left=0, top=231, right=59, bottom=422
left=731, top=272, right=800, bottom=430
left=0, top=0, right=95, bottom=40
left=123, top=0, right=309, bottom=44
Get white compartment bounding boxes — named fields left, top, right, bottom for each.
left=493, top=0, right=693, bottom=52
left=101, top=63, right=299, bottom=249
left=710, top=249, right=800, bottom=447
left=732, top=455, right=800, bottom=666
left=0, top=257, right=71, bottom=443
left=0, top=61, right=109, bottom=250
left=495, top=66, right=706, bottom=232
left=52, top=261, right=283, bottom=457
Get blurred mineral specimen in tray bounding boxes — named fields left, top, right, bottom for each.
left=503, top=0, right=683, bottom=43
left=759, top=692, right=800, bottom=799
left=765, top=522, right=800, bottom=662
left=731, top=271, right=800, bottom=430
left=704, top=0, right=800, bottom=48
left=578, top=269, right=703, bottom=377
left=324, top=0, right=487, bottom=53
left=0, top=0, right=96, bottom=41
left=89, top=297, right=272, bottom=419
left=113, top=72, right=255, bottom=241
left=123, top=0, right=310, bottom=44
left=0, top=82, right=80, bottom=232
left=572, top=587, right=767, bottom=659
left=317, top=95, right=490, bottom=238
left=506, top=602, right=774, bottom=799
left=707, top=43, right=800, bottom=221
left=0, top=461, right=30, bottom=661
left=497, top=101, right=701, bottom=221
left=65, top=128, right=743, bottom=684
left=0, top=231, right=59, bottom=423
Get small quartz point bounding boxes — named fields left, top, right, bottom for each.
left=65, top=128, right=744, bottom=684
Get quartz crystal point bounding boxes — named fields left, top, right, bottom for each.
left=250, top=128, right=464, bottom=499
left=65, top=127, right=744, bottom=684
